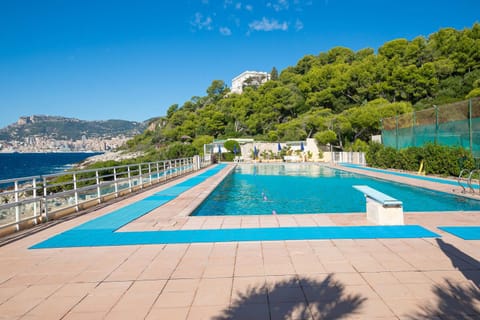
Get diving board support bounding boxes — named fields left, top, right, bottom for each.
left=353, top=185, right=404, bottom=225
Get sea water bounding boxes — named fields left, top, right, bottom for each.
left=0, top=153, right=102, bottom=180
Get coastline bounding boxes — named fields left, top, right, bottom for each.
left=77, top=151, right=144, bottom=168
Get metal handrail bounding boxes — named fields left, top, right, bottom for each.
left=457, top=169, right=470, bottom=193
left=467, top=169, right=480, bottom=194
left=0, top=155, right=210, bottom=233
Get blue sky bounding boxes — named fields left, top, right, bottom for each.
left=0, top=0, right=478, bottom=128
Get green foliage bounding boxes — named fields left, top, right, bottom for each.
left=366, top=142, right=475, bottom=176
left=222, top=152, right=235, bottom=162
left=223, top=140, right=241, bottom=154
left=466, top=88, right=480, bottom=98
left=192, top=135, right=214, bottom=155
left=346, top=139, right=369, bottom=152
left=270, top=67, right=279, bottom=80
left=161, top=142, right=197, bottom=160
left=123, top=24, right=480, bottom=155
left=314, top=130, right=337, bottom=145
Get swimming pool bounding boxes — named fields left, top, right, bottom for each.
left=192, top=163, right=480, bottom=216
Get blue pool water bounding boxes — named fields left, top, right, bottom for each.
left=192, top=164, right=480, bottom=216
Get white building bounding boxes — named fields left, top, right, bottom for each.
left=231, top=71, right=270, bottom=94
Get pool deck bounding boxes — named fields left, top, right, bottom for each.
left=0, top=163, right=479, bottom=319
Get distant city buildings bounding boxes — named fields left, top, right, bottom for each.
left=231, top=71, right=270, bottom=94
left=0, top=135, right=130, bottom=153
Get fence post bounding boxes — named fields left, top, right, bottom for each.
left=43, top=176, right=49, bottom=222
left=33, top=178, right=38, bottom=225
left=164, top=161, right=168, bottom=182
left=469, top=98, right=473, bottom=154
left=14, top=180, right=20, bottom=231
left=138, top=164, right=143, bottom=188
left=434, top=105, right=438, bottom=144
left=128, top=165, right=132, bottom=192
left=156, top=162, right=160, bottom=182
left=395, top=115, right=399, bottom=150
left=413, top=111, right=417, bottom=147
left=96, top=170, right=101, bottom=203
left=73, top=173, right=79, bottom=212
left=113, top=167, right=119, bottom=198
left=148, top=163, right=152, bottom=185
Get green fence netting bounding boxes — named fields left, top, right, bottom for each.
left=381, top=98, right=480, bottom=157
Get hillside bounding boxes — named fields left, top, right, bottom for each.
left=0, top=115, right=146, bottom=141
left=126, top=24, right=480, bottom=158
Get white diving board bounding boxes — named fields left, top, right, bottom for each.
left=353, top=185, right=404, bottom=225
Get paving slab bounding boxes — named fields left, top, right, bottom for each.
left=0, top=163, right=479, bottom=319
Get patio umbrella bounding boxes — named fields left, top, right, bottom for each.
left=300, top=142, right=304, bottom=151
left=233, top=145, right=237, bottom=155
left=217, top=145, right=222, bottom=154
left=277, top=143, right=282, bottom=151
left=254, top=146, right=257, bottom=159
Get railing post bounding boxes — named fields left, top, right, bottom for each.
left=148, top=163, right=152, bottom=185
left=33, top=178, right=38, bottom=225
left=96, top=170, right=101, bottom=203
left=114, top=167, right=119, bottom=198
left=73, top=173, right=79, bottom=212
left=156, top=162, right=160, bottom=182
left=128, top=165, right=132, bottom=192
left=164, top=161, right=167, bottom=182
left=14, top=180, right=20, bottom=231
left=43, top=176, right=49, bottom=222
left=138, top=164, right=143, bottom=188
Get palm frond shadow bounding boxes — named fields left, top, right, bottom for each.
left=215, top=274, right=366, bottom=320
left=408, top=238, right=480, bottom=319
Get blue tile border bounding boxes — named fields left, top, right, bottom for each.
left=30, top=163, right=440, bottom=249
left=339, top=163, right=478, bottom=189
left=31, top=225, right=440, bottom=248
left=438, top=226, right=480, bottom=240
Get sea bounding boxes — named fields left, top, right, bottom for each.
left=0, top=152, right=103, bottom=181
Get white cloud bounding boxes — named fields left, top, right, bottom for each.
left=191, top=12, right=213, bottom=31
left=249, top=17, right=288, bottom=32
left=220, top=27, right=232, bottom=36
left=295, top=19, right=304, bottom=31
left=245, top=4, right=253, bottom=11
left=235, top=2, right=242, bottom=10
left=267, top=0, right=289, bottom=12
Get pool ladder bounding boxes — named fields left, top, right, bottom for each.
left=457, top=169, right=480, bottom=194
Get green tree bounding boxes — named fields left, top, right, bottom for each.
left=270, top=67, right=279, bottom=80
left=224, top=140, right=241, bottom=154
left=192, top=135, right=214, bottom=155
left=206, top=80, right=229, bottom=101
left=314, top=130, right=337, bottom=146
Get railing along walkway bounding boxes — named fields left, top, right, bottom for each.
left=0, top=156, right=210, bottom=235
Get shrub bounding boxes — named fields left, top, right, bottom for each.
left=223, top=152, right=235, bottom=162
left=224, top=140, right=241, bottom=155
left=366, top=142, right=474, bottom=177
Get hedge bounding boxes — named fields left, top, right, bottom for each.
left=366, top=143, right=475, bottom=177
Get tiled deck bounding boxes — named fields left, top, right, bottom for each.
left=0, top=163, right=479, bottom=319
